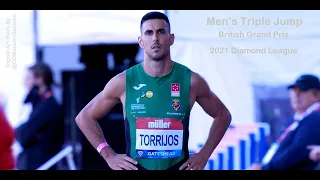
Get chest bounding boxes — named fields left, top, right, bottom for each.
left=126, top=79, right=190, bottom=119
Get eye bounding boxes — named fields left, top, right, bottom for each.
left=159, top=30, right=166, bottom=35
left=145, top=30, right=153, bottom=36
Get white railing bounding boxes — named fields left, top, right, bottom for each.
left=37, top=145, right=76, bottom=170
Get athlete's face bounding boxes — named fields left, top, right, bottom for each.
left=138, top=19, right=174, bottom=61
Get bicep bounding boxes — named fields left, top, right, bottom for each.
left=193, top=73, right=228, bottom=118
left=80, top=73, right=125, bottom=121
left=196, top=90, right=225, bottom=118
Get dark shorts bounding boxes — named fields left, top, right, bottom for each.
left=136, top=159, right=187, bottom=170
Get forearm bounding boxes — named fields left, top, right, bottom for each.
left=199, top=111, right=231, bottom=159
left=75, top=114, right=115, bottom=159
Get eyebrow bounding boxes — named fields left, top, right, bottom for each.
left=144, top=28, right=167, bottom=34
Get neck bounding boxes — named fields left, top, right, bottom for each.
left=143, top=55, right=173, bottom=77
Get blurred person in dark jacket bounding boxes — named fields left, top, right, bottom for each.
left=15, top=63, right=64, bottom=170
left=0, top=103, right=15, bottom=170
left=250, top=74, right=320, bottom=170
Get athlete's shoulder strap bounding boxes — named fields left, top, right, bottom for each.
left=125, top=63, right=141, bottom=80
left=173, top=61, right=192, bottom=72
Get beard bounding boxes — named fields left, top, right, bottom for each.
left=146, top=50, right=167, bottom=61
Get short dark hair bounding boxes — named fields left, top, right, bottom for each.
left=140, top=11, right=170, bottom=32
left=29, top=62, right=54, bottom=87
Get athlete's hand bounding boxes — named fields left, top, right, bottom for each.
left=179, top=153, right=208, bottom=170
left=105, top=153, right=138, bottom=170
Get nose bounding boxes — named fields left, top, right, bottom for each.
left=293, top=88, right=302, bottom=96
left=296, top=90, right=302, bottom=98
left=152, top=33, right=159, bottom=42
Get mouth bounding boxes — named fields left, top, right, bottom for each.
left=152, top=45, right=161, bottom=50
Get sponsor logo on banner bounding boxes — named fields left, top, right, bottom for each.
left=171, top=83, right=180, bottom=97
left=135, top=117, right=183, bottom=159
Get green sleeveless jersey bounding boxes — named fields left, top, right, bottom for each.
left=125, top=62, right=192, bottom=170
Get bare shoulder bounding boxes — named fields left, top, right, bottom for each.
left=101, top=71, right=126, bottom=99
left=191, top=71, right=203, bottom=86
left=113, top=70, right=126, bottom=87
left=190, top=71, right=210, bottom=97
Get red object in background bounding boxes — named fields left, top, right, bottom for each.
left=0, top=107, right=15, bottom=170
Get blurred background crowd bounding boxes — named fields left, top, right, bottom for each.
left=0, top=10, right=320, bottom=170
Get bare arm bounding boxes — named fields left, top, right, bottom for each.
left=192, top=72, right=232, bottom=159
left=75, top=72, right=125, bottom=160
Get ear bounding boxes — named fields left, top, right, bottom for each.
left=138, top=36, right=144, bottom=48
left=170, top=33, right=175, bottom=46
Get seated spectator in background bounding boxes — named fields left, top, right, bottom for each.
left=0, top=104, right=15, bottom=170
left=307, top=145, right=320, bottom=162
left=15, top=63, right=64, bottom=170
left=250, top=74, right=320, bottom=170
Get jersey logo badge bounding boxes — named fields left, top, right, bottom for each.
left=137, top=151, right=143, bottom=156
left=136, top=97, right=140, bottom=103
left=140, top=90, right=153, bottom=98
left=171, top=99, right=181, bottom=111
left=133, top=84, right=146, bottom=90
left=171, top=83, right=180, bottom=97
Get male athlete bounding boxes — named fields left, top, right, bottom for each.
left=75, top=11, right=232, bottom=170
